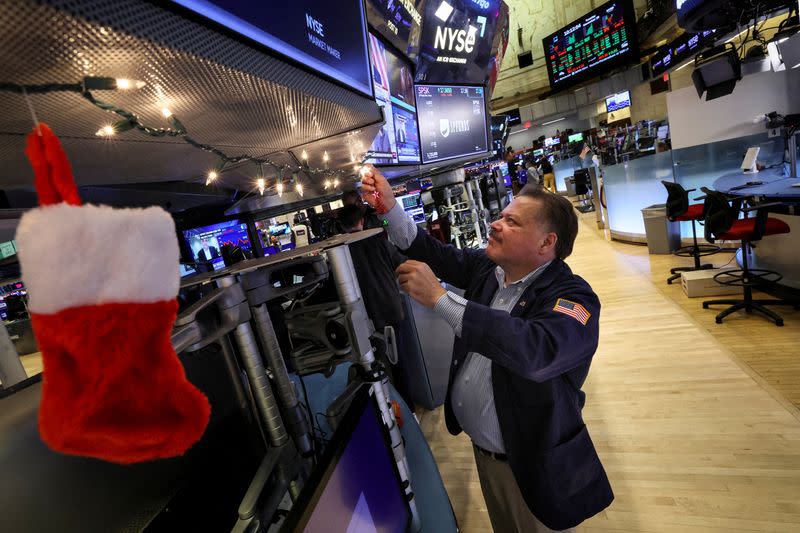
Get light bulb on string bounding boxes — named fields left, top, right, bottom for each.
left=206, top=170, right=218, bottom=186
left=295, top=182, right=303, bottom=196
left=333, top=178, right=340, bottom=188
left=161, top=107, right=173, bottom=118
left=96, top=125, right=115, bottom=137
left=115, top=78, right=146, bottom=90
left=324, top=179, right=331, bottom=189
left=277, top=181, right=284, bottom=197
left=301, top=150, right=308, bottom=164
left=257, top=177, right=265, bottom=196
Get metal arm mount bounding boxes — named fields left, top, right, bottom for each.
left=239, top=255, right=329, bottom=458
left=326, top=245, right=422, bottom=532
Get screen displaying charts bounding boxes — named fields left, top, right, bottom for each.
left=415, top=84, right=488, bottom=164
left=542, top=0, right=637, bottom=91
left=183, top=220, right=251, bottom=271
left=366, top=33, right=421, bottom=165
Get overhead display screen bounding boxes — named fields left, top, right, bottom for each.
left=364, top=0, right=425, bottom=61
left=170, top=0, right=372, bottom=96
left=543, top=0, right=637, bottom=91
left=605, top=90, right=630, bottom=112
left=415, top=0, right=503, bottom=85
left=183, top=220, right=251, bottom=272
left=366, top=33, right=421, bottom=165
left=650, top=29, right=716, bottom=77
left=415, top=84, right=488, bottom=164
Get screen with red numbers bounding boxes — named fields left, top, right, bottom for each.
left=542, top=0, right=637, bottom=91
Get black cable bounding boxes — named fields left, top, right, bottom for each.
left=298, top=374, right=318, bottom=466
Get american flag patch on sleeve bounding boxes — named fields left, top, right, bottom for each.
left=553, top=298, right=590, bottom=325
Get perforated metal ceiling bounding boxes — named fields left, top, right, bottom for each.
left=0, top=0, right=382, bottom=194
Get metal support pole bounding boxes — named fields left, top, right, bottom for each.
left=217, top=276, right=288, bottom=448
left=251, top=303, right=313, bottom=456
left=0, top=324, right=26, bottom=388
left=326, top=245, right=421, bottom=531
left=464, top=181, right=484, bottom=246
left=789, top=132, right=797, bottom=179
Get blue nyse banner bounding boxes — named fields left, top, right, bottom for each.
left=171, top=0, right=373, bottom=96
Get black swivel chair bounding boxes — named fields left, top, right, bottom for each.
left=661, top=181, right=720, bottom=284
left=700, top=188, right=798, bottom=326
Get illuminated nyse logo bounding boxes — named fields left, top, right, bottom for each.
left=305, top=14, right=324, bottom=37
left=439, top=118, right=470, bottom=138
left=305, top=13, right=341, bottom=60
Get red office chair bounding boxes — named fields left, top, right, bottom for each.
left=700, top=188, right=798, bottom=326
left=661, top=181, right=720, bottom=284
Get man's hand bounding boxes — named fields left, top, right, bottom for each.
left=395, top=260, right=446, bottom=308
left=359, top=164, right=396, bottom=214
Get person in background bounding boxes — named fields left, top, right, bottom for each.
left=504, top=146, right=515, bottom=163
left=539, top=156, right=555, bottom=193
left=337, top=204, right=415, bottom=410
left=342, top=188, right=383, bottom=230
left=360, top=164, right=612, bottom=532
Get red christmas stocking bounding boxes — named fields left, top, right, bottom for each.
left=16, top=124, right=210, bottom=464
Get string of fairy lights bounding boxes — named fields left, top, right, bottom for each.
left=0, top=76, right=360, bottom=196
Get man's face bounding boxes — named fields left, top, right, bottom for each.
left=487, top=197, right=553, bottom=268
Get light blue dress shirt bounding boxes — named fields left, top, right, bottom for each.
left=382, top=203, right=551, bottom=453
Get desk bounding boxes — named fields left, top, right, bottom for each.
left=713, top=166, right=800, bottom=199
left=713, top=166, right=800, bottom=289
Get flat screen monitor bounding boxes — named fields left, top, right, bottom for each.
left=568, top=132, right=584, bottom=143
left=657, top=124, right=670, bottom=139
left=415, top=0, right=504, bottom=85
left=605, top=90, right=631, bottom=112
left=544, top=136, right=561, bottom=148
left=396, top=191, right=425, bottom=223
left=254, top=220, right=295, bottom=255
left=543, top=0, right=637, bottom=91
left=366, top=33, right=421, bottom=165
left=533, top=148, right=544, bottom=156
left=179, top=263, right=197, bottom=278
left=280, top=387, right=410, bottom=532
left=364, top=0, right=424, bottom=61
left=650, top=29, right=716, bottom=77
left=183, top=220, right=251, bottom=271
left=169, top=0, right=372, bottom=97
left=415, top=84, right=489, bottom=164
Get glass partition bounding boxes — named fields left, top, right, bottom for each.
left=603, top=150, right=676, bottom=241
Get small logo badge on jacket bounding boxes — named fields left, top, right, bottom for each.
left=553, top=298, right=590, bottom=325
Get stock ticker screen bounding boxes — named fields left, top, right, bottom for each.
left=543, top=0, right=636, bottom=91
left=415, top=84, right=488, bottom=164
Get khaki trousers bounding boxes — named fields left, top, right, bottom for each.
left=473, top=446, right=576, bottom=533
left=543, top=173, right=556, bottom=192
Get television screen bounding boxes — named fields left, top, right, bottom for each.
left=415, top=0, right=504, bottom=85
left=183, top=220, right=251, bottom=271
left=170, top=0, right=372, bottom=97
left=543, top=0, right=637, bottom=91
left=179, top=263, right=197, bottom=278
left=544, top=136, right=561, bottom=148
left=415, top=84, right=489, bottom=164
left=650, top=29, right=716, bottom=77
left=657, top=124, right=670, bottom=139
left=568, top=132, right=584, bottom=143
left=533, top=148, right=544, bottom=156
left=254, top=220, right=295, bottom=255
left=366, top=33, right=421, bottom=165
left=605, top=90, right=631, bottom=112
left=281, top=387, right=411, bottom=532
left=364, top=0, right=424, bottom=61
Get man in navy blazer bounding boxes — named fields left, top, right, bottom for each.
left=361, top=165, right=612, bottom=532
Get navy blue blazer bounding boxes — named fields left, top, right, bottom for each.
left=403, top=227, right=613, bottom=530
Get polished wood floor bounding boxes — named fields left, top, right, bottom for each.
left=419, top=213, right=800, bottom=532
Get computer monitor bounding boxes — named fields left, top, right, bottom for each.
left=568, top=132, right=584, bottom=143
left=254, top=220, right=296, bottom=255
left=533, top=148, right=544, bottom=157
left=415, top=84, right=489, bottom=164
left=281, top=387, right=410, bottom=532
left=366, top=32, right=421, bottom=165
left=396, top=191, right=425, bottom=223
left=183, top=220, right=252, bottom=272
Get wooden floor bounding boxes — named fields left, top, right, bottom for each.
left=419, top=213, right=800, bottom=532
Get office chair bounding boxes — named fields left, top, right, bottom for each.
left=700, top=188, right=798, bottom=326
left=661, top=181, right=720, bottom=284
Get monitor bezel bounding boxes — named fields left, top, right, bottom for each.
left=414, top=82, right=492, bottom=165
left=279, top=385, right=412, bottom=532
